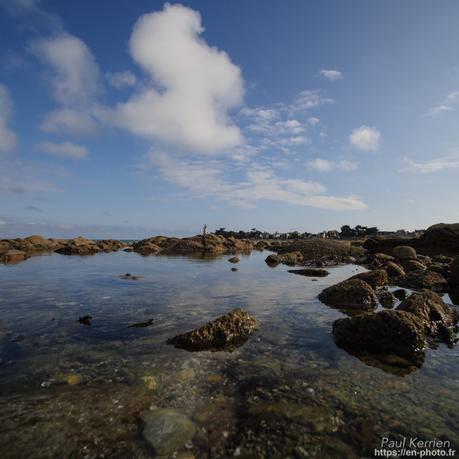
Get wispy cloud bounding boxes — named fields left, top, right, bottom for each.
left=0, top=83, right=17, bottom=153
left=349, top=125, right=381, bottom=152
left=319, top=69, right=343, bottom=81
left=308, top=158, right=357, bottom=173
left=38, top=141, right=88, bottom=159
left=147, top=151, right=367, bottom=210
left=402, top=154, right=459, bottom=173
left=423, top=90, right=459, bottom=117
left=106, top=70, right=137, bottom=89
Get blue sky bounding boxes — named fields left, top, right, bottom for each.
left=1, top=0, right=459, bottom=238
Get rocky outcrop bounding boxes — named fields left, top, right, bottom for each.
left=318, top=279, right=377, bottom=310
left=276, top=239, right=354, bottom=264
left=133, top=234, right=254, bottom=256
left=0, top=235, right=127, bottom=263
left=264, top=251, right=304, bottom=267
left=167, top=308, right=259, bottom=352
left=349, top=269, right=388, bottom=289
left=392, top=245, right=417, bottom=260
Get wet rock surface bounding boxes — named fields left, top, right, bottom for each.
left=349, top=269, right=388, bottom=289
left=167, top=309, right=259, bottom=352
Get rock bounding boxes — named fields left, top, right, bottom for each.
left=166, top=308, right=259, bottom=352
left=142, top=376, right=158, bottom=390
left=399, top=259, right=426, bottom=272
left=65, top=373, right=82, bottom=385
left=333, top=310, right=426, bottom=359
left=382, top=261, right=405, bottom=277
left=127, top=318, right=154, bottom=328
left=265, top=254, right=280, bottom=266
left=78, top=315, right=92, bottom=326
left=372, top=253, right=395, bottom=264
left=427, top=262, right=450, bottom=277
left=1, top=249, right=28, bottom=264
left=228, top=256, right=240, bottom=264
left=397, top=290, right=457, bottom=337
left=120, top=273, right=143, bottom=280
left=276, top=239, right=352, bottom=262
left=318, top=279, right=377, bottom=310
left=231, top=267, right=238, bottom=272
left=141, top=408, right=196, bottom=456
left=393, top=289, right=407, bottom=301
left=265, top=251, right=303, bottom=267
left=451, top=256, right=459, bottom=272
left=287, top=268, right=329, bottom=277
left=123, top=247, right=134, bottom=252
left=448, top=263, right=459, bottom=289
left=377, top=290, right=395, bottom=308
left=344, top=256, right=356, bottom=264
left=420, top=223, right=459, bottom=255
left=392, top=245, right=417, bottom=260
left=349, top=269, right=388, bottom=289
left=397, top=270, right=447, bottom=291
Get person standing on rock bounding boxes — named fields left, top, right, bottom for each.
left=202, top=224, right=207, bottom=246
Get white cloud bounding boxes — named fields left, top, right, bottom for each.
left=111, top=3, right=243, bottom=153
left=320, top=69, right=343, bottom=81
left=424, top=90, right=459, bottom=117
left=40, top=107, right=97, bottom=135
left=29, top=33, right=100, bottom=106
left=0, top=84, right=17, bottom=153
left=308, top=116, right=320, bottom=126
left=349, top=125, right=381, bottom=151
left=38, top=141, right=88, bottom=159
left=106, top=71, right=137, bottom=88
left=308, top=158, right=357, bottom=172
left=402, top=154, right=459, bottom=173
left=148, top=150, right=367, bottom=211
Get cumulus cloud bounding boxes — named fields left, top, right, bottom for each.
left=349, top=125, right=381, bottom=151
left=148, top=150, right=367, bottom=210
left=402, top=154, right=459, bottom=173
left=308, top=158, right=357, bottom=172
left=423, top=90, right=459, bottom=117
left=319, top=69, right=343, bottom=81
left=111, top=3, right=244, bottom=153
left=38, top=140, right=88, bottom=159
left=106, top=71, right=137, bottom=88
left=0, top=84, right=17, bottom=153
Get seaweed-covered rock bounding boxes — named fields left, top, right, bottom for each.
left=376, top=290, right=395, bottom=308
left=318, top=279, right=377, bottom=310
left=382, top=261, right=405, bottom=277
left=333, top=310, right=426, bottom=359
left=399, top=259, right=426, bottom=272
left=392, top=245, right=417, bottom=260
left=287, top=268, right=329, bottom=277
left=166, top=308, right=259, bottom=352
left=397, top=270, right=447, bottom=291
left=397, top=290, right=457, bottom=335
left=349, top=269, right=388, bottom=289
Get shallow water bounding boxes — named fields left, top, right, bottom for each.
left=0, top=251, right=458, bottom=458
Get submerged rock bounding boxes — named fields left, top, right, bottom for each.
left=228, top=256, right=240, bottom=264
left=78, top=315, right=92, bottom=326
left=318, top=279, right=377, bottom=310
left=120, top=273, right=143, bottom=280
left=127, top=318, right=154, bottom=328
left=167, top=308, right=259, bottom=352
left=349, top=269, right=388, bottom=289
left=141, top=408, right=196, bottom=456
left=287, top=268, right=329, bottom=277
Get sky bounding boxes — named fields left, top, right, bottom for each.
left=1, top=0, right=459, bottom=238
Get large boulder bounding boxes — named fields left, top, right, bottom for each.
left=420, top=223, right=459, bottom=254
left=381, top=261, right=405, bottom=277
left=167, top=308, right=259, bottom=352
left=392, top=245, right=417, bottom=260
left=349, top=269, right=388, bottom=289
left=396, top=270, right=447, bottom=292
left=318, top=279, right=377, bottom=310
left=333, top=310, right=426, bottom=359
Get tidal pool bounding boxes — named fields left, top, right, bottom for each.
left=0, top=251, right=458, bottom=458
